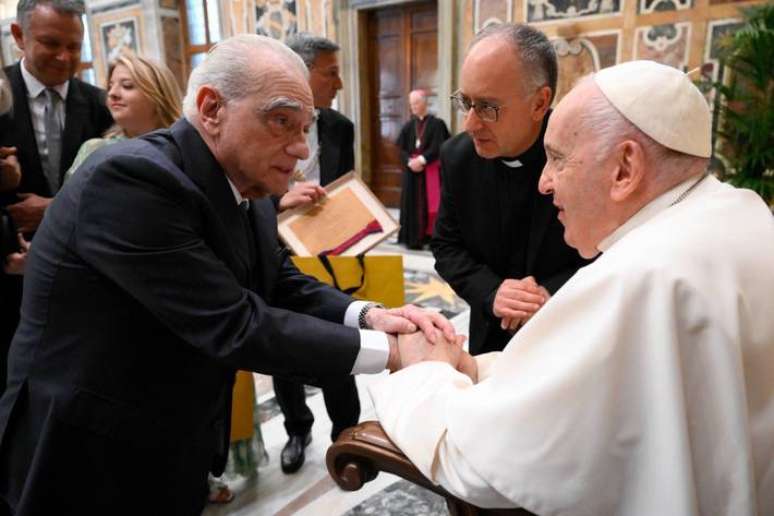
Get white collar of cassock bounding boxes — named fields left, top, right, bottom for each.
left=500, top=158, right=523, bottom=168
left=597, top=173, right=707, bottom=253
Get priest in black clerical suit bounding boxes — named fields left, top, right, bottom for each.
left=431, top=23, right=590, bottom=356
left=396, top=90, right=449, bottom=249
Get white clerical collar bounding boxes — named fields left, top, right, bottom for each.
left=20, top=58, right=69, bottom=101
left=225, top=176, right=246, bottom=206
left=501, top=158, right=523, bottom=168
left=597, top=173, right=707, bottom=253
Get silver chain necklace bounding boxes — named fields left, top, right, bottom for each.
left=670, top=172, right=708, bottom=207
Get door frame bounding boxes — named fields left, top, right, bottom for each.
left=336, top=0, right=455, bottom=184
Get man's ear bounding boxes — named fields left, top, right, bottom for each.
left=10, top=23, right=24, bottom=50
left=610, top=140, right=645, bottom=202
left=531, top=85, right=552, bottom=121
left=196, top=86, right=223, bottom=136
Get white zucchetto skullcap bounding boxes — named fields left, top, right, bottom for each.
left=593, top=60, right=712, bottom=158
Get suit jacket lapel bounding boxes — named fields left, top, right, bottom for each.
left=60, top=79, right=90, bottom=183
left=168, top=120, right=253, bottom=285
left=7, top=63, right=48, bottom=195
left=317, top=109, right=340, bottom=185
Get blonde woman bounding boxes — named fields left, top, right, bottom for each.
left=64, top=51, right=182, bottom=181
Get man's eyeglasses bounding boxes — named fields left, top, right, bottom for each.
left=450, top=91, right=502, bottom=122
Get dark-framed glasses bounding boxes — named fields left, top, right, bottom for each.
left=450, top=91, right=502, bottom=122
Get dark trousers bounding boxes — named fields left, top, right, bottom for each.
left=273, top=375, right=360, bottom=442
left=0, top=275, right=22, bottom=395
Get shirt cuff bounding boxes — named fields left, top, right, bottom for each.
left=344, top=300, right=370, bottom=328
left=351, top=330, right=390, bottom=374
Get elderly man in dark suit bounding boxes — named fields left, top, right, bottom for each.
left=272, top=32, right=361, bottom=475
left=0, top=0, right=113, bottom=393
left=0, top=34, right=454, bottom=515
left=432, top=23, right=589, bottom=356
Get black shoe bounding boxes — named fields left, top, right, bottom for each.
left=280, top=432, right=312, bottom=474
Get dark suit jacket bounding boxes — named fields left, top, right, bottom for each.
left=431, top=131, right=589, bottom=355
left=0, top=119, right=361, bottom=515
left=0, top=62, right=113, bottom=202
left=0, top=63, right=113, bottom=397
left=317, top=107, right=354, bottom=185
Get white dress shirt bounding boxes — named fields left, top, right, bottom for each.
left=293, top=110, right=321, bottom=185
left=20, top=59, right=69, bottom=166
left=225, top=177, right=390, bottom=374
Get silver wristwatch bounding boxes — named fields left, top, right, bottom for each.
left=358, top=302, right=385, bottom=329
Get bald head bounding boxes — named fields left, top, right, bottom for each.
left=409, top=90, right=428, bottom=118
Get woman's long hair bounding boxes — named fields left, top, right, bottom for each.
left=105, top=51, right=182, bottom=137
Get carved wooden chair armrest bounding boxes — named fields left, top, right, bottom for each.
left=326, top=420, right=536, bottom=516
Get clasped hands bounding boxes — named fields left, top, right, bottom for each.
left=407, top=157, right=425, bottom=173
left=365, top=304, right=477, bottom=383
left=492, top=276, right=550, bottom=332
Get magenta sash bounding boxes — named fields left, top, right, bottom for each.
left=424, top=159, right=441, bottom=235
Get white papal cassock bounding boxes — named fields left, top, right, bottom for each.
left=371, top=175, right=774, bottom=516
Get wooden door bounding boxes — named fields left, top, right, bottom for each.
left=366, top=1, right=439, bottom=208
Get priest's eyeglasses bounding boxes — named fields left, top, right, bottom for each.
left=450, top=91, right=502, bottom=123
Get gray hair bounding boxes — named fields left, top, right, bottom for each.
left=470, top=23, right=557, bottom=103
left=285, top=32, right=340, bottom=70
left=17, top=0, right=85, bottom=30
left=182, top=34, right=309, bottom=120
left=0, top=69, right=12, bottom=115
left=577, top=76, right=707, bottom=180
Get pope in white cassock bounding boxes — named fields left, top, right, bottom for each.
left=370, top=60, right=774, bottom=516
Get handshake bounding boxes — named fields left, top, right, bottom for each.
left=364, top=304, right=477, bottom=383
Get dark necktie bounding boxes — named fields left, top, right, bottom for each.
left=43, top=88, right=63, bottom=193
left=240, top=201, right=257, bottom=287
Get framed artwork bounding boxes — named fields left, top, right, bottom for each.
left=100, top=17, right=140, bottom=65
left=278, top=172, right=399, bottom=256
left=90, top=6, right=145, bottom=85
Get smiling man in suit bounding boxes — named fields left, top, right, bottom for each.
left=272, top=32, right=361, bottom=475
left=0, top=0, right=113, bottom=394
left=0, top=34, right=455, bottom=515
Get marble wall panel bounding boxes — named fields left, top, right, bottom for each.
left=0, top=26, right=20, bottom=66
left=255, top=0, right=297, bottom=41
left=638, top=0, right=691, bottom=14
left=90, top=5, right=145, bottom=85
left=161, top=15, right=184, bottom=88
left=634, top=22, right=691, bottom=70
left=552, top=31, right=619, bottom=102
left=474, top=0, right=512, bottom=32
left=527, top=0, right=621, bottom=23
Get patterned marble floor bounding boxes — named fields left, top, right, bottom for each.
left=203, top=238, right=470, bottom=516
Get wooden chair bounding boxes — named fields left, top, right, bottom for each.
left=326, top=421, right=537, bottom=516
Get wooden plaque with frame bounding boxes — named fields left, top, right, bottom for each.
left=278, top=172, right=399, bottom=256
